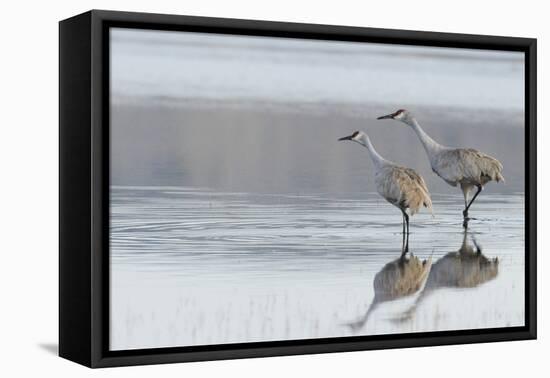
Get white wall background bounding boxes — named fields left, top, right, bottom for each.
left=0, top=0, right=545, bottom=376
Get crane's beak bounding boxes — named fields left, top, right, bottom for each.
left=377, top=113, right=394, bottom=120
left=338, top=135, right=353, bottom=141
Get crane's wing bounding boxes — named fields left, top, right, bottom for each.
left=380, top=166, right=433, bottom=216
left=435, top=149, right=504, bottom=185
left=461, top=148, right=504, bottom=184
left=400, top=168, right=433, bottom=215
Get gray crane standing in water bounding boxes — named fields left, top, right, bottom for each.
left=338, top=131, right=433, bottom=251
left=377, top=109, right=504, bottom=227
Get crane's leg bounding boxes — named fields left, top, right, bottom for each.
left=463, top=185, right=483, bottom=228
left=400, top=209, right=410, bottom=253
left=400, top=212, right=408, bottom=255
left=404, top=223, right=409, bottom=253
left=401, top=230, right=406, bottom=257
left=461, top=183, right=472, bottom=219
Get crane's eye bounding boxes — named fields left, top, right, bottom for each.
left=351, top=131, right=359, bottom=138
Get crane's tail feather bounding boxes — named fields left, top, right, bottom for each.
left=425, top=201, right=435, bottom=218
left=406, top=190, right=433, bottom=217
left=395, top=166, right=434, bottom=217
left=476, top=151, right=505, bottom=184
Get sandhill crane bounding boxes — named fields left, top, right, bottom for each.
left=338, top=131, right=433, bottom=249
left=377, top=109, right=504, bottom=227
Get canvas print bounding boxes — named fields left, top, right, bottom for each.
left=109, top=28, right=525, bottom=351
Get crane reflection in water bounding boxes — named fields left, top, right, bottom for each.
left=347, top=229, right=499, bottom=332
left=346, top=237, right=432, bottom=331
left=396, top=229, right=499, bottom=323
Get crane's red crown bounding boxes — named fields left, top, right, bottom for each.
left=395, top=109, right=407, bottom=116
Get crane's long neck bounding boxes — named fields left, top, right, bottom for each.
left=408, top=118, right=445, bottom=159
left=357, top=134, right=388, bottom=169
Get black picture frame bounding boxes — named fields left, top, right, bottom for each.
left=59, top=9, right=537, bottom=368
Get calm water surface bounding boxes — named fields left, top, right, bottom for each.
left=110, top=186, right=524, bottom=350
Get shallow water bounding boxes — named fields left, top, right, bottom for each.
left=109, top=186, right=525, bottom=351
